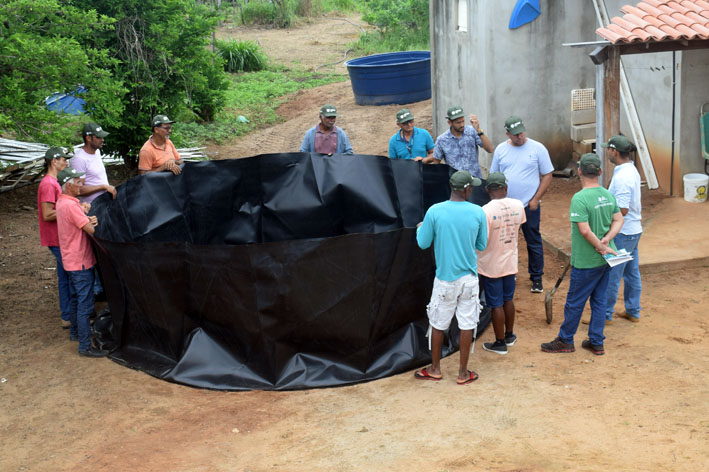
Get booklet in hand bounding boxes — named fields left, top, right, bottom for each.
left=603, top=248, right=633, bottom=267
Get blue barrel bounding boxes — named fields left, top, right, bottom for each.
left=345, top=51, right=431, bottom=106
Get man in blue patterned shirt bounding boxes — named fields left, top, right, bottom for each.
left=433, top=106, right=494, bottom=178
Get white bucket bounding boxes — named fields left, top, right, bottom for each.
left=683, top=173, right=709, bottom=203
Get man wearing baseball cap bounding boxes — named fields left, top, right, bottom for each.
left=601, top=135, right=642, bottom=324
left=37, top=147, right=72, bottom=329
left=70, top=122, right=116, bottom=204
left=71, top=122, right=114, bottom=301
left=55, top=167, right=108, bottom=357
left=432, top=106, right=494, bottom=178
left=300, top=104, right=354, bottom=155
left=477, top=172, right=526, bottom=355
left=138, top=114, right=183, bottom=175
left=491, top=115, right=554, bottom=294
left=415, top=170, right=488, bottom=385
left=541, top=153, right=623, bottom=356
left=388, top=108, right=435, bottom=161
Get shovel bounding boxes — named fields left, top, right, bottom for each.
left=544, top=261, right=570, bottom=324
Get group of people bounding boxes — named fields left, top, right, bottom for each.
left=411, top=126, right=642, bottom=384
left=39, top=106, right=643, bottom=371
left=37, top=115, right=183, bottom=357
left=302, top=104, right=553, bottom=294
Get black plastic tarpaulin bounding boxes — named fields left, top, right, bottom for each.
left=91, top=153, right=491, bottom=390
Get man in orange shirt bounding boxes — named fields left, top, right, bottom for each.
left=55, top=168, right=108, bottom=357
left=138, top=114, right=182, bottom=175
left=477, top=172, right=526, bottom=355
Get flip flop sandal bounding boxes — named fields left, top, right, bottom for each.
left=456, top=370, right=479, bottom=385
left=414, top=368, right=442, bottom=381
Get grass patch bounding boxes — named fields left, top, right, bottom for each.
left=171, top=66, right=346, bottom=147
left=214, top=39, right=268, bottom=73
left=351, top=29, right=429, bottom=55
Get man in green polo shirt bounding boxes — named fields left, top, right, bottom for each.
left=541, top=153, right=623, bottom=356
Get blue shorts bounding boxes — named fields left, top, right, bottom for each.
left=480, top=274, right=516, bottom=308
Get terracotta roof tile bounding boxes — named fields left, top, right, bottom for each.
left=597, top=0, right=709, bottom=43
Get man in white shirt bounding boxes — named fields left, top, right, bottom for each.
left=71, top=122, right=116, bottom=204
left=602, top=135, right=643, bottom=323
left=70, top=122, right=116, bottom=299
left=490, top=115, right=554, bottom=294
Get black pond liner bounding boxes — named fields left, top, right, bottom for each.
left=90, top=153, right=492, bottom=391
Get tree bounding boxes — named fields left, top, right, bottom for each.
left=0, top=0, right=125, bottom=145
left=68, top=0, right=229, bottom=166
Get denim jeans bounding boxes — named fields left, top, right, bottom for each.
left=605, top=232, right=642, bottom=319
left=521, top=205, right=544, bottom=281
left=48, top=246, right=71, bottom=322
left=558, top=265, right=610, bottom=346
left=67, top=267, right=95, bottom=352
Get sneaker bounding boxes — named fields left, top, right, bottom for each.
left=483, top=340, right=508, bottom=355
left=504, top=332, right=517, bottom=346
left=530, top=279, right=543, bottom=293
left=541, top=337, right=575, bottom=353
left=61, top=319, right=71, bottom=329
left=617, top=311, right=639, bottom=323
left=581, top=339, right=605, bottom=355
left=78, top=347, right=109, bottom=358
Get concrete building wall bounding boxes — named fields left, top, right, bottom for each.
left=431, top=0, right=598, bottom=172
left=678, top=49, right=709, bottom=190
left=620, top=51, right=675, bottom=192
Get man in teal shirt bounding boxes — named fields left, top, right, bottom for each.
left=542, top=154, right=623, bottom=356
left=388, top=108, right=435, bottom=162
left=414, top=170, right=487, bottom=384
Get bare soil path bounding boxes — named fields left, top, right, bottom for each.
left=1, top=15, right=707, bottom=472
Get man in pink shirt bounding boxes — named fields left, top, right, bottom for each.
left=477, top=172, right=526, bottom=355
left=138, top=114, right=182, bottom=175
left=37, top=147, right=71, bottom=329
left=55, top=168, right=108, bottom=357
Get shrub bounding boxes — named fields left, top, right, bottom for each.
left=215, top=39, right=268, bottom=73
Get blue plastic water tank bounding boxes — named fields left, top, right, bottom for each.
left=345, top=51, right=431, bottom=106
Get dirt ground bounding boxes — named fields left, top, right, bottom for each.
left=1, top=14, right=708, bottom=472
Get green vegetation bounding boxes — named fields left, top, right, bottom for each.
left=0, top=0, right=125, bottom=146
left=0, top=0, right=229, bottom=166
left=0, top=0, right=428, bottom=163
left=172, top=67, right=346, bottom=146
left=214, top=39, right=268, bottom=73
left=229, top=0, right=430, bottom=54
left=235, top=0, right=360, bottom=28
left=356, top=0, right=430, bottom=54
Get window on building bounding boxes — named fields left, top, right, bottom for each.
left=457, top=0, right=469, bottom=32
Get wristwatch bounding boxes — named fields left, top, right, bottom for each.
left=478, top=129, right=485, bottom=136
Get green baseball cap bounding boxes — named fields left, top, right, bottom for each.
left=82, top=122, right=109, bottom=138
left=57, top=167, right=86, bottom=186
left=485, top=172, right=508, bottom=188
left=151, top=114, right=175, bottom=128
left=446, top=106, right=464, bottom=121
left=320, top=104, right=338, bottom=117
left=44, top=147, right=72, bottom=164
left=504, top=115, right=526, bottom=135
left=601, top=135, right=635, bottom=153
left=578, top=153, right=602, bottom=174
left=396, top=108, right=414, bottom=123
left=449, top=170, right=482, bottom=191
